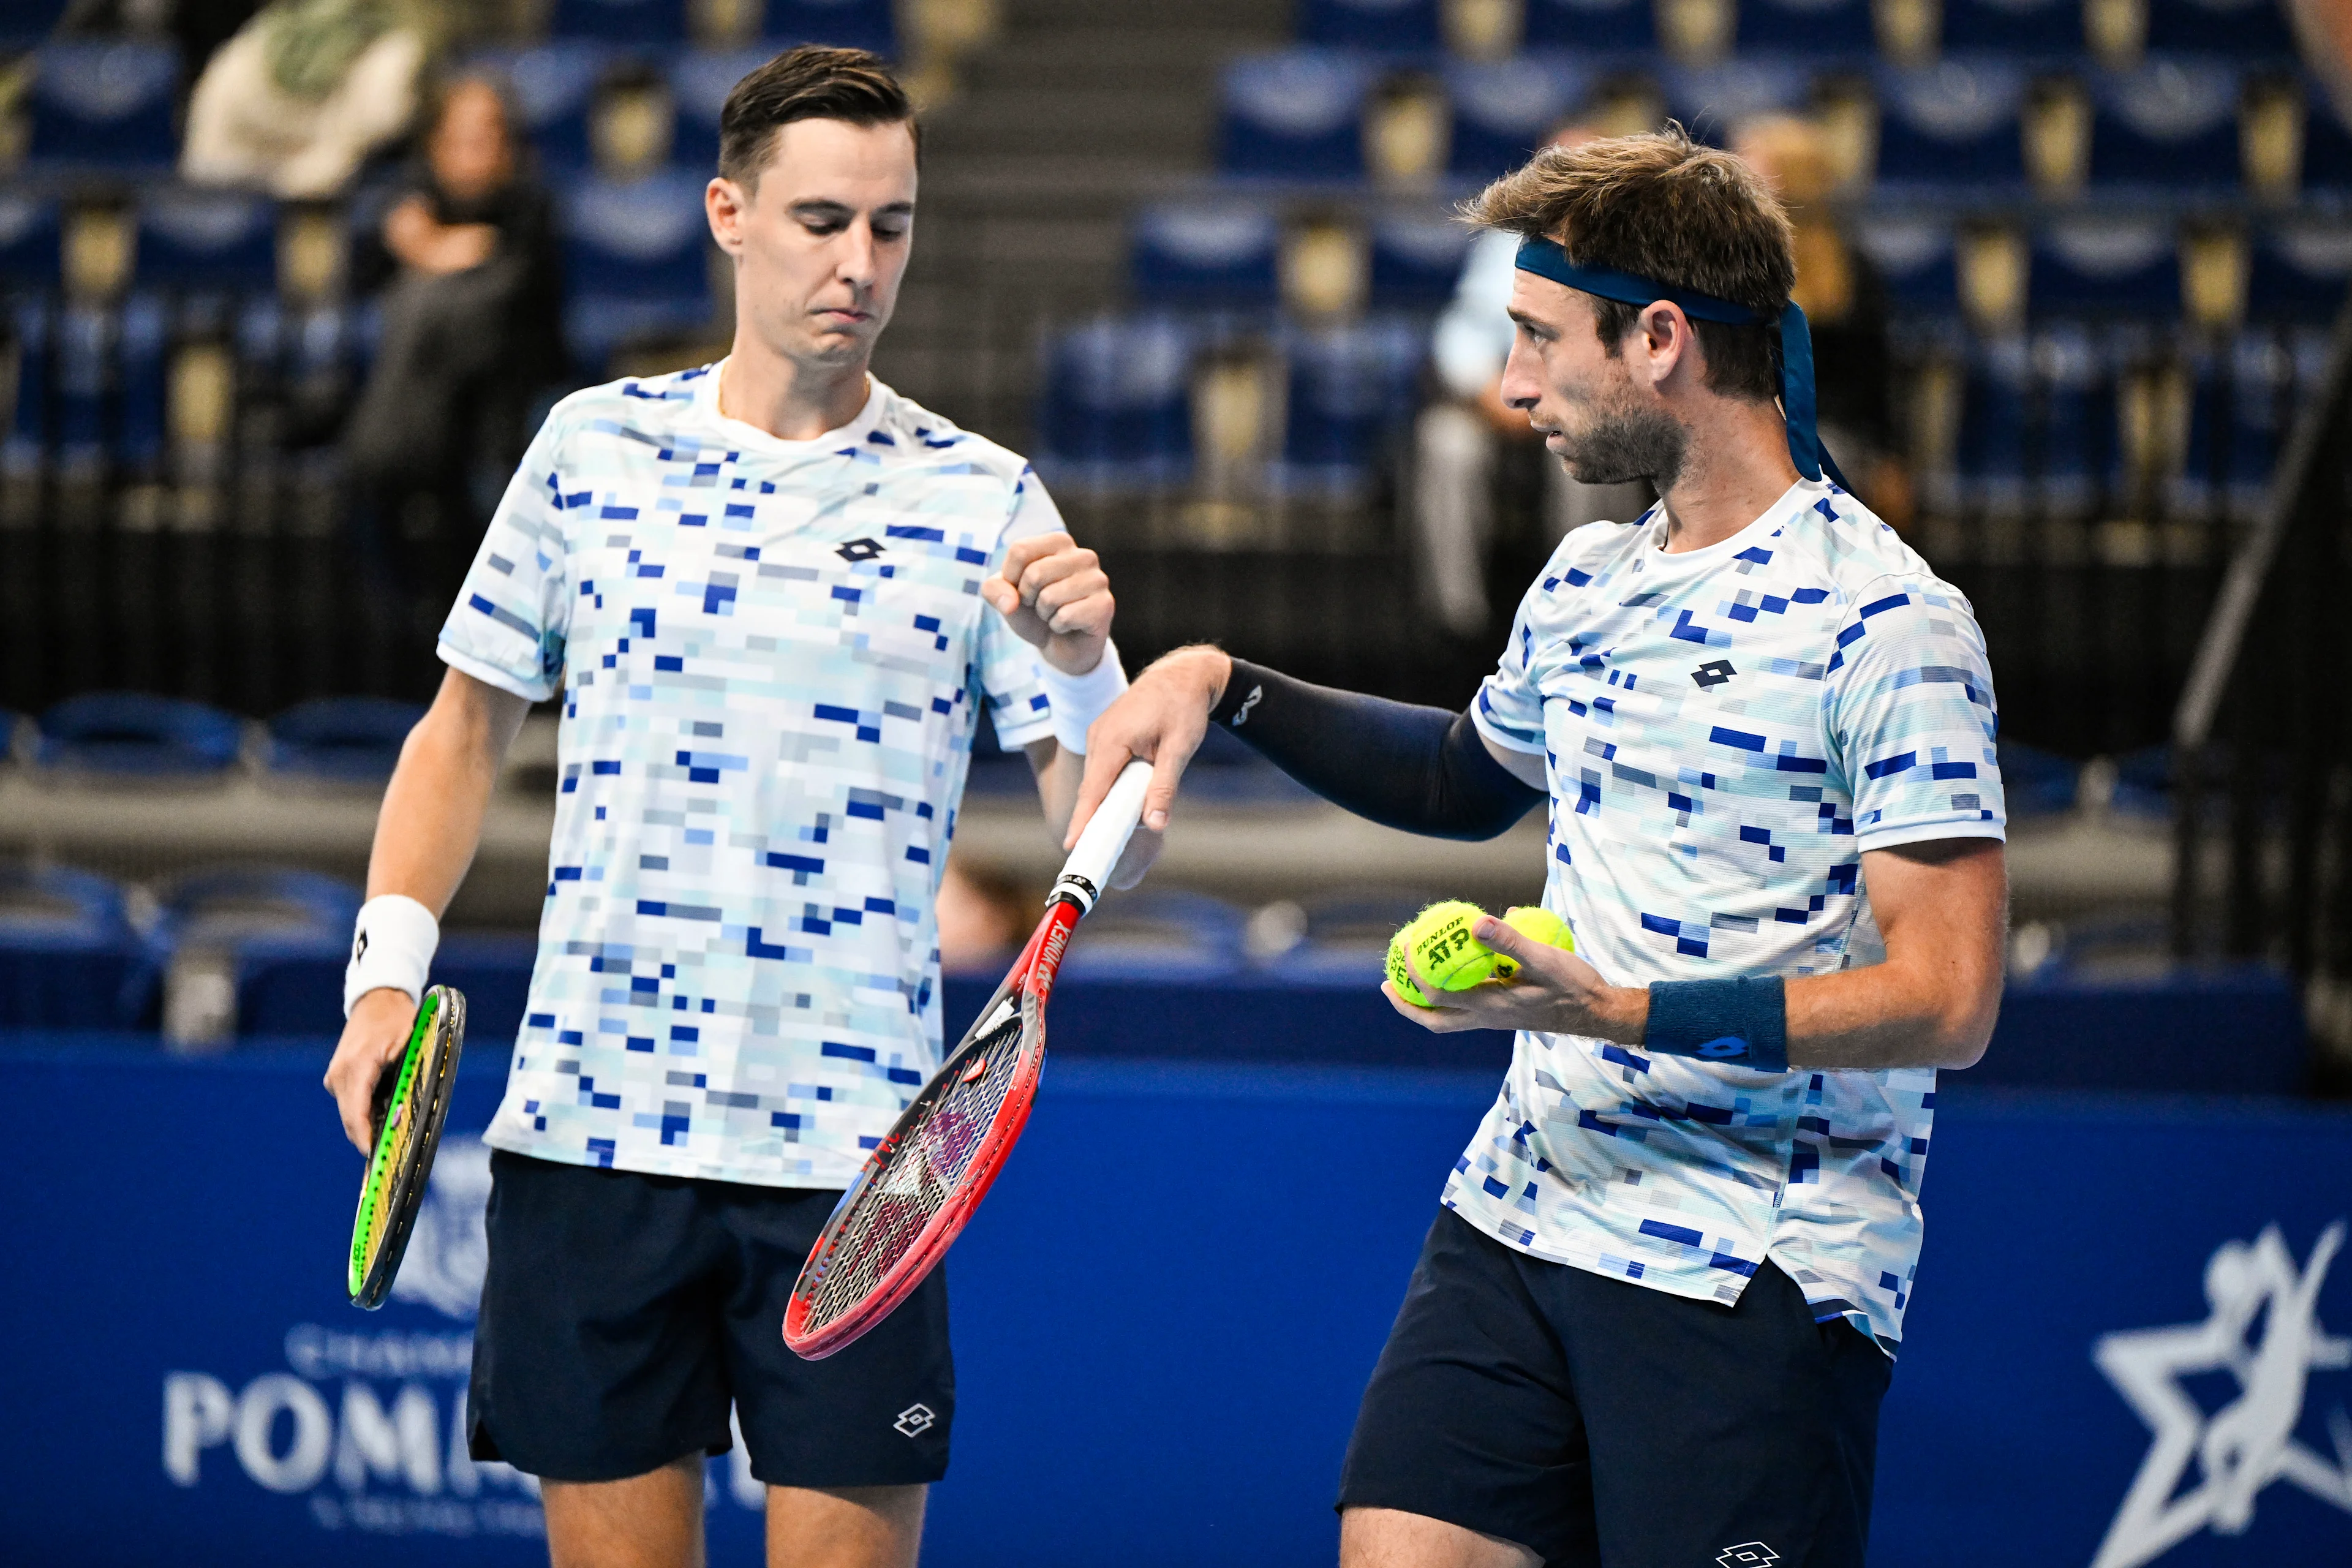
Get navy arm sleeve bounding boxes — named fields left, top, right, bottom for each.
left=1204, top=658, right=1544, bottom=841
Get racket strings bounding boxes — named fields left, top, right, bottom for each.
left=801, top=1009, right=1029, bottom=1332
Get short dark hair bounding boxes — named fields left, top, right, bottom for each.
left=717, top=45, right=918, bottom=187
left=1468, top=125, right=1794, bottom=401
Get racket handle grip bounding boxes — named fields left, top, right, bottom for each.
left=1052, top=759, right=1154, bottom=915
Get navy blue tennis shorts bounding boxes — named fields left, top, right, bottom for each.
left=466, top=1150, right=954, bottom=1487
left=1337, top=1210, right=1892, bottom=1568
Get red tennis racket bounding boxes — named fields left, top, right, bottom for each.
left=784, top=759, right=1155, bottom=1360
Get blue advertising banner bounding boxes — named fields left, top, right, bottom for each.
left=1, top=1043, right=2346, bottom=1567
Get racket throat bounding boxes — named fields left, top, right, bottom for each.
left=1046, top=877, right=1099, bottom=916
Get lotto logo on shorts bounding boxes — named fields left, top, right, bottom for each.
left=1716, top=1544, right=1777, bottom=1567
left=894, top=1403, right=936, bottom=1437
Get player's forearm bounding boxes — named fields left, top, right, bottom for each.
left=1026, top=737, right=1081, bottom=842
left=1781, top=957, right=2003, bottom=1070
left=366, top=672, right=530, bottom=917
left=1204, top=656, right=1544, bottom=841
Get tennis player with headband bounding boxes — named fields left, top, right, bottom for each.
left=1071, top=126, right=2007, bottom=1568
left=322, top=47, right=1136, bottom=1568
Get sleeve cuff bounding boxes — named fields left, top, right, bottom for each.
left=1856, top=819, right=2008, bottom=854
left=1469, top=698, right=1545, bottom=756
left=439, top=638, right=555, bottom=704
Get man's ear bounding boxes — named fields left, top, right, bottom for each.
left=1638, top=301, right=1695, bottom=391
left=705, top=177, right=747, bottom=257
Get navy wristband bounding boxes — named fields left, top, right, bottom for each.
left=1642, top=976, right=1790, bottom=1072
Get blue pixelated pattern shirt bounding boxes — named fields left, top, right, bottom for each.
left=439, top=366, right=1057, bottom=1188
left=1453, top=478, right=2005, bottom=1355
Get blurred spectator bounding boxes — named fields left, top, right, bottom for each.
left=2291, top=0, right=2352, bottom=124
left=1730, top=113, right=1910, bottom=528
left=344, top=72, right=563, bottom=630
left=1415, top=119, right=1651, bottom=639
left=179, top=0, right=426, bottom=198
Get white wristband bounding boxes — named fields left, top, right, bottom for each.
left=1038, top=639, right=1129, bottom=755
left=344, top=894, right=440, bottom=1017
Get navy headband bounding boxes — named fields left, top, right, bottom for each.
left=1514, top=235, right=1847, bottom=488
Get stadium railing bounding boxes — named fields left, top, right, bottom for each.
left=2168, top=285, right=2352, bottom=1082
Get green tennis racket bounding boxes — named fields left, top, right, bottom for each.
left=347, top=983, right=467, bottom=1310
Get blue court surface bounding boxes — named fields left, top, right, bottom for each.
left=2, top=1041, right=2345, bottom=1567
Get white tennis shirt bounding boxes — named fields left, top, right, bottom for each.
left=440, top=364, right=1059, bottom=1188
left=1453, top=478, right=2005, bottom=1355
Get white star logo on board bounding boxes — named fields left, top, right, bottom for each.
left=2089, top=1221, right=2352, bottom=1568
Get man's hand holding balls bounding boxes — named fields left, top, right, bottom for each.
left=1384, top=901, right=1649, bottom=1044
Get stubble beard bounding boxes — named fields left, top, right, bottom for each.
left=1556, top=391, right=1687, bottom=492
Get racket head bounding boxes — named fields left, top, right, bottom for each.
left=347, top=983, right=467, bottom=1310
left=784, top=901, right=1079, bottom=1360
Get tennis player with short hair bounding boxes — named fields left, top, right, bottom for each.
left=1074, top=127, right=2008, bottom=1568
left=323, top=47, right=1131, bottom=1568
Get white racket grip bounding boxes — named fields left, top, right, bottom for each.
left=1051, top=760, right=1153, bottom=915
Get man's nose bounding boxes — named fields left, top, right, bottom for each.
left=1499, top=338, right=1542, bottom=410
left=837, top=222, right=879, bottom=288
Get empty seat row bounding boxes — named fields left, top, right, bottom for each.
left=5, top=693, right=425, bottom=781
left=1294, top=0, right=2299, bottom=59
left=1132, top=206, right=1477, bottom=313
left=1853, top=213, right=2351, bottom=325
left=1034, top=315, right=1424, bottom=497
left=1921, top=320, right=2329, bottom=517
left=1219, top=48, right=2352, bottom=192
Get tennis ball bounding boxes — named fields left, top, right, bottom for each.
left=1491, top=906, right=1575, bottom=979
left=1386, top=900, right=1501, bottom=1006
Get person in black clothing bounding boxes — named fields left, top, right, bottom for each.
left=345, top=72, right=564, bottom=631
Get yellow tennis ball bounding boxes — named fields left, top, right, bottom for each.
left=1386, top=900, right=1501, bottom=1006
left=1490, top=906, right=1575, bottom=978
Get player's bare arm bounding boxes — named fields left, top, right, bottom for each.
left=1385, top=839, right=2007, bottom=1071
left=322, top=669, right=529, bottom=1152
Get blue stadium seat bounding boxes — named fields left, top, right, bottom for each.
left=1736, top=0, right=1874, bottom=55
left=1522, top=0, right=1654, bottom=49
left=0, top=195, right=61, bottom=290
left=2305, top=87, right=2352, bottom=191
left=6, top=298, right=51, bottom=463
left=1131, top=206, right=1280, bottom=309
left=2030, top=217, right=2179, bottom=316
left=135, top=190, right=278, bottom=294
left=2033, top=322, right=2114, bottom=513
left=2177, top=330, right=2290, bottom=519
left=0, top=862, right=156, bottom=1030
left=1369, top=211, right=1474, bottom=306
left=1956, top=333, right=2032, bottom=514
left=2247, top=218, right=2352, bottom=320
left=1299, top=0, right=1440, bottom=52
left=36, top=693, right=244, bottom=778
left=1035, top=315, right=1194, bottom=490
left=1445, top=58, right=1588, bottom=183
left=2, top=0, right=71, bottom=46
left=116, top=292, right=168, bottom=471
left=549, top=0, right=688, bottom=40
left=1942, top=0, right=2079, bottom=52
left=478, top=42, right=612, bottom=171
left=561, top=172, right=714, bottom=368
left=669, top=48, right=768, bottom=172
left=1660, top=58, right=1811, bottom=146
left=55, top=303, right=111, bottom=469
left=154, top=867, right=361, bottom=1038
left=1219, top=51, right=1376, bottom=182
left=1057, top=889, right=1245, bottom=983
left=1873, top=58, right=2027, bottom=187
left=1280, top=318, right=1420, bottom=494
left=766, top=0, right=897, bottom=54
left=2146, top=0, right=2297, bottom=56
left=266, top=697, right=428, bottom=784
left=2090, top=59, right=2242, bottom=187
left=1275, top=890, right=1424, bottom=984
left=28, top=42, right=179, bottom=170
